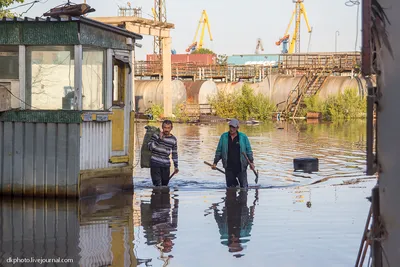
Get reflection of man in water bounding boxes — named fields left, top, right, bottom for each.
left=140, top=187, right=179, bottom=254
left=211, top=189, right=258, bottom=254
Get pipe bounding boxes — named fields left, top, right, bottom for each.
left=372, top=185, right=382, bottom=267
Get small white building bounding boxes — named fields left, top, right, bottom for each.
left=0, top=16, right=143, bottom=198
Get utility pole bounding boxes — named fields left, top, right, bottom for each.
left=153, top=0, right=167, bottom=55
left=335, top=30, right=340, bottom=53
left=295, top=0, right=301, bottom=53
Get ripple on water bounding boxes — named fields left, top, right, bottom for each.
left=0, top=120, right=375, bottom=267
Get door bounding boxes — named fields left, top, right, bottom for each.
left=110, top=54, right=130, bottom=163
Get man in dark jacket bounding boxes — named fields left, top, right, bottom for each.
left=212, top=119, right=255, bottom=188
left=148, top=120, right=179, bottom=186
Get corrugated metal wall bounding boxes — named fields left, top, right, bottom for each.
left=80, top=121, right=112, bottom=170
left=0, top=122, right=80, bottom=197
left=0, top=197, right=80, bottom=266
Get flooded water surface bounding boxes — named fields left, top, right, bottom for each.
left=0, top=120, right=375, bottom=266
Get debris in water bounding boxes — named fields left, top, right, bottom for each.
left=293, top=157, right=319, bottom=173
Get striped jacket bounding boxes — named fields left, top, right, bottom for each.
left=148, top=133, right=178, bottom=168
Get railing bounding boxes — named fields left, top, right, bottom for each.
left=135, top=61, right=163, bottom=76
left=134, top=61, right=279, bottom=81
left=284, top=73, right=310, bottom=114
left=134, top=53, right=360, bottom=81
left=278, top=53, right=361, bottom=70
left=183, top=103, right=213, bottom=117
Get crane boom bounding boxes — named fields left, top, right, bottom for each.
left=186, top=10, right=213, bottom=53
left=276, top=0, right=312, bottom=54
left=300, top=2, right=312, bottom=33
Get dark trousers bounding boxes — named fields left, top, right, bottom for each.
left=150, top=167, right=171, bottom=186
left=225, top=168, right=248, bottom=188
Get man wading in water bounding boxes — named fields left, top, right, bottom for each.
left=148, top=120, right=179, bottom=186
left=212, top=119, right=255, bottom=188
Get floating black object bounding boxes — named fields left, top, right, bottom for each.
left=293, top=158, right=319, bottom=173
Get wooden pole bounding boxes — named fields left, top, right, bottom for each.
left=204, top=161, right=225, bottom=174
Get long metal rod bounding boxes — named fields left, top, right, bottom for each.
left=366, top=85, right=376, bottom=175
left=361, top=0, right=372, bottom=76
left=355, top=205, right=372, bottom=266
left=372, top=185, right=383, bottom=267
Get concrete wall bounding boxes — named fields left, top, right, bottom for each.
left=375, top=0, right=400, bottom=265
left=0, top=122, right=80, bottom=197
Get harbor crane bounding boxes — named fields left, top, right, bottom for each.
left=276, top=0, right=312, bottom=54
left=255, top=38, right=264, bottom=54
left=186, top=10, right=213, bottom=53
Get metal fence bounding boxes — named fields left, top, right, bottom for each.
left=278, top=53, right=361, bottom=70
left=134, top=53, right=361, bottom=81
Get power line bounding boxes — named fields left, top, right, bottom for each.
left=4, top=0, right=40, bottom=11
left=345, top=0, right=361, bottom=52
left=19, top=0, right=40, bottom=17
left=0, top=84, right=40, bottom=110
left=345, top=0, right=360, bottom=6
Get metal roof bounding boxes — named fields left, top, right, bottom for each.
left=0, top=16, right=143, bottom=40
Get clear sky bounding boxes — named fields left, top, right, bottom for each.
left=11, top=0, right=361, bottom=60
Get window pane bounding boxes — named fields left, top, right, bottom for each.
left=113, top=65, right=119, bottom=102
left=26, top=46, right=74, bottom=110
left=0, top=46, right=18, bottom=80
left=82, top=49, right=105, bottom=110
left=112, top=59, right=126, bottom=107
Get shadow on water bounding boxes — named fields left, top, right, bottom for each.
left=137, top=187, right=179, bottom=266
left=206, top=188, right=259, bottom=258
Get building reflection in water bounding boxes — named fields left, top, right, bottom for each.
left=138, top=187, right=179, bottom=266
left=208, top=188, right=259, bottom=256
left=79, top=191, right=135, bottom=267
left=0, top=185, right=136, bottom=267
left=0, top=196, right=80, bottom=267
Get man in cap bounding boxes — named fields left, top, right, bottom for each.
left=212, top=119, right=255, bottom=188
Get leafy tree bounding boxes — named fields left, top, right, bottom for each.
left=217, top=54, right=228, bottom=65
left=0, top=0, right=24, bottom=17
left=191, top=48, right=214, bottom=55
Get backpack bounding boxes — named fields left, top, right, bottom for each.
left=140, top=125, right=161, bottom=168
